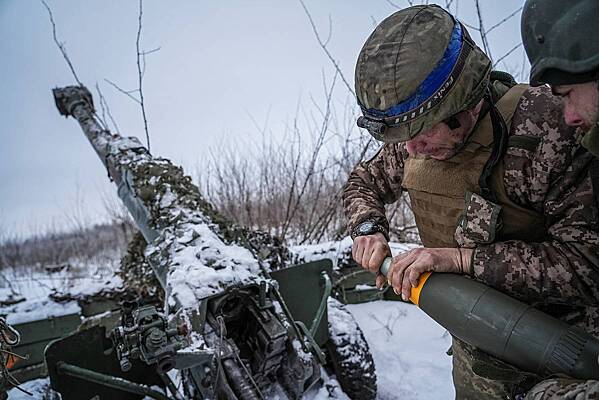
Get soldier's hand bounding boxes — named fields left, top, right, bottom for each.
left=386, top=247, right=473, bottom=301
left=351, top=233, right=391, bottom=279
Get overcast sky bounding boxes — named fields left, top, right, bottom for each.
left=0, top=0, right=526, bottom=238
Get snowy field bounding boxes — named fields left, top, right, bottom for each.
left=348, top=301, right=454, bottom=400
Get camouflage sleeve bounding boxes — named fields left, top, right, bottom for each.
left=524, top=377, right=599, bottom=399
left=472, top=175, right=599, bottom=306
left=342, top=143, right=405, bottom=237
left=472, top=86, right=599, bottom=306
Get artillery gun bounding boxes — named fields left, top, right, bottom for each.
left=45, top=85, right=376, bottom=399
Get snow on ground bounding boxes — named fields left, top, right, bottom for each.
left=347, top=300, right=454, bottom=400
left=0, top=260, right=121, bottom=325
left=7, top=378, right=55, bottom=399
left=303, top=371, right=350, bottom=400
left=4, top=298, right=80, bottom=326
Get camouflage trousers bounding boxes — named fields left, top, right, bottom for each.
left=451, top=337, right=540, bottom=400
left=523, top=378, right=599, bottom=400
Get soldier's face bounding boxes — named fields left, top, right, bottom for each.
left=405, top=103, right=481, bottom=161
left=552, top=82, right=599, bottom=130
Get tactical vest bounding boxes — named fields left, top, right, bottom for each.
left=402, top=84, right=547, bottom=248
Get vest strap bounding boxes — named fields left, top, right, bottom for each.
left=402, top=84, right=542, bottom=248
left=479, top=84, right=528, bottom=203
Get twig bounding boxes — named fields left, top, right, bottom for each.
left=41, top=0, right=82, bottom=86
left=518, top=46, right=527, bottom=82
left=1, top=349, right=27, bottom=361
left=298, top=0, right=355, bottom=97
left=323, top=14, right=333, bottom=47
left=95, top=84, right=109, bottom=129
left=103, top=0, right=160, bottom=146
left=140, top=47, right=161, bottom=56
left=384, top=0, right=399, bottom=9
left=486, top=6, right=523, bottom=35
left=246, top=105, right=272, bottom=138
left=140, top=47, right=161, bottom=79
left=370, top=15, right=379, bottom=29
left=474, top=0, right=493, bottom=63
left=369, top=313, right=393, bottom=336
left=136, top=0, right=151, bottom=152
left=280, top=103, right=304, bottom=239
left=104, top=79, right=141, bottom=104
left=0, top=273, right=18, bottom=297
left=42, top=0, right=111, bottom=133
left=369, top=309, right=405, bottom=339
left=95, top=83, right=121, bottom=134
left=460, top=20, right=481, bottom=32
left=281, top=71, right=337, bottom=239
left=385, top=0, right=413, bottom=7
left=493, top=43, right=522, bottom=68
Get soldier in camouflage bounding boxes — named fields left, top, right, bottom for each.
left=522, top=0, right=599, bottom=159
left=343, top=5, right=599, bottom=400
left=518, top=1, right=599, bottom=399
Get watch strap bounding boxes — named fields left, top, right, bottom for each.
left=350, top=219, right=389, bottom=240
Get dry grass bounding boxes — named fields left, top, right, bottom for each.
left=196, top=88, right=417, bottom=245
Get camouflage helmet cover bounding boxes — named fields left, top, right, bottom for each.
left=522, top=0, right=599, bottom=86
left=355, top=5, right=491, bottom=142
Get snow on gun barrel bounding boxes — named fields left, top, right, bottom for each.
left=48, top=85, right=376, bottom=400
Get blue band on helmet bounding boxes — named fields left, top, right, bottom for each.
left=365, top=22, right=464, bottom=119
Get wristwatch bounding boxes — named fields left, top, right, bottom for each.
left=351, top=220, right=387, bottom=240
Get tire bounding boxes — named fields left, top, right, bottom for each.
left=326, top=297, right=377, bottom=400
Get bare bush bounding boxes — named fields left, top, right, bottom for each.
left=0, top=222, right=132, bottom=270
left=100, top=188, right=136, bottom=246
left=0, top=191, right=135, bottom=272
left=196, top=83, right=417, bottom=245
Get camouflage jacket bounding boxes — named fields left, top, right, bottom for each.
left=524, top=377, right=599, bottom=400
left=583, top=122, right=599, bottom=158
left=343, top=86, right=599, bottom=334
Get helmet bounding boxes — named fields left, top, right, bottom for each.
left=355, top=5, right=491, bottom=142
left=522, top=0, right=599, bottom=86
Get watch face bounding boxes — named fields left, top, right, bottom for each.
left=358, top=221, right=375, bottom=234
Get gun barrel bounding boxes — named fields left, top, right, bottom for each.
left=53, top=86, right=161, bottom=275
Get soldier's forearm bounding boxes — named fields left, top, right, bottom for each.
left=343, top=199, right=389, bottom=236
left=471, top=240, right=599, bottom=306
left=342, top=188, right=388, bottom=235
